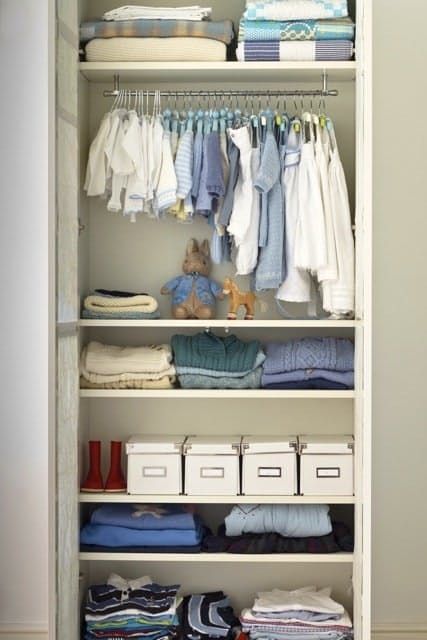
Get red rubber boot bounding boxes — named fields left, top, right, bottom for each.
left=104, top=441, right=127, bottom=493
left=81, top=441, right=103, bottom=492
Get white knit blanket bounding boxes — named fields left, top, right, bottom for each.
left=81, top=342, right=174, bottom=381
left=103, top=5, right=212, bottom=21
left=84, top=294, right=158, bottom=314
left=80, top=375, right=176, bottom=390
left=85, top=37, right=226, bottom=62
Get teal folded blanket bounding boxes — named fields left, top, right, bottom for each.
left=81, top=309, right=160, bottom=320
left=238, top=17, right=354, bottom=42
left=178, top=367, right=262, bottom=389
left=171, top=333, right=261, bottom=373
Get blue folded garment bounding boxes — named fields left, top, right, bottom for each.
left=262, top=379, right=350, bottom=390
left=224, top=504, right=332, bottom=538
left=80, top=524, right=203, bottom=547
left=90, top=504, right=198, bottom=531
left=263, top=338, right=354, bottom=375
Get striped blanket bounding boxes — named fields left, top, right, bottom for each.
left=238, top=17, right=354, bottom=42
left=244, top=0, right=348, bottom=21
left=80, top=18, right=234, bottom=44
left=236, top=39, right=353, bottom=61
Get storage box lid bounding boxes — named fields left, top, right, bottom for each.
left=184, top=436, right=241, bottom=455
left=299, top=435, right=354, bottom=455
left=126, top=435, right=186, bottom=455
left=242, top=435, right=297, bottom=454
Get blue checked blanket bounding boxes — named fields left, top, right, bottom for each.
left=236, top=39, right=353, bottom=61
left=238, top=17, right=354, bottom=41
left=80, top=18, right=234, bottom=44
left=244, top=0, right=348, bottom=21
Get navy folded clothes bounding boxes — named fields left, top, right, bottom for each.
left=85, top=580, right=180, bottom=640
left=81, top=543, right=202, bottom=554
left=181, top=591, right=240, bottom=640
left=202, top=522, right=354, bottom=554
left=90, top=504, right=199, bottom=531
left=262, top=378, right=351, bottom=390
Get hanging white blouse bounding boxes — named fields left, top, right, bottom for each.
left=235, top=145, right=261, bottom=276
left=227, top=125, right=254, bottom=245
left=322, top=120, right=355, bottom=317
left=276, top=122, right=312, bottom=303
left=84, top=112, right=111, bottom=197
left=314, top=117, right=338, bottom=284
left=294, top=114, right=327, bottom=274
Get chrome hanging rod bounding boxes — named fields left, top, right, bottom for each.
left=103, top=72, right=338, bottom=98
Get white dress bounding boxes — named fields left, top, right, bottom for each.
left=235, top=144, right=261, bottom=275
left=322, top=120, right=355, bottom=316
left=227, top=125, right=254, bottom=246
left=276, top=122, right=312, bottom=303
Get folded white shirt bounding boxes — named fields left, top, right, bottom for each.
left=103, top=5, right=212, bottom=21
left=253, top=587, right=345, bottom=616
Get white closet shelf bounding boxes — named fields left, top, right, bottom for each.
left=79, top=61, right=357, bottom=84
left=79, top=493, right=355, bottom=504
left=79, top=319, right=361, bottom=328
left=80, top=389, right=355, bottom=399
left=79, top=552, right=354, bottom=563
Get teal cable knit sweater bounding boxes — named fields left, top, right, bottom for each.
left=171, top=333, right=261, bottom=373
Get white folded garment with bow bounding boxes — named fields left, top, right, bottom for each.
left=103, top=5, right=212, bottom=21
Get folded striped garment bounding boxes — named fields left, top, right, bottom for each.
left=244, top=0, right=348, bottom=21
left=80, top=18, right=234, bottom=44
left=238, top=17, right=354, bottom=41
left=236, top=39, right=353, bottom=61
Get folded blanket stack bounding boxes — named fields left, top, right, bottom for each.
left=80, top=504, right=205, bottom=552
left=80, top=341, right=176, bottom=389
left=262, top=337, right=354, bottom=390
left=82, top=289, right=160, bottom=320
left=81, top=5, right=234, bottom=62
left=171, top=332, right=265, bottom=389
left=85, top=574, right=181, bottom=640
left=237, top=0, right=354, bottom=61
left=241, top=586, right=353, bottom=640
left=181, top=591, right=240, bottom=640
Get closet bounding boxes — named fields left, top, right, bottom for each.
left=55, top=1, right=371, bottom=639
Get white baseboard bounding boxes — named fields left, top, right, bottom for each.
left=0, top=622, right=48, bottom=640
left=373, top=624, right=427, bottom=640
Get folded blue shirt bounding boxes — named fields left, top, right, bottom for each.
left=261, top=368, right=354, bottom=387
left=90, top=504, right=198, bottom=531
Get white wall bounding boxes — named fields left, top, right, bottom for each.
left=372, top=0, right=427, bottom=632
left=0, top=0, right=53, bottom=637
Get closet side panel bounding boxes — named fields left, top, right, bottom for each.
left=56, top=2, right=80, bottom=639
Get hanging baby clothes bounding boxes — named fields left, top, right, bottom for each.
left=322, top=118, right=355, bottom=316
left=315, top=116, right=338, bottom=284
left=156, top=130, right=178, bottom=212
left=84, top=112, right=111, bottom=197
left=235, top=139, right=261, bottom=275
left=294, top=113, right=327, bottom=275
left=276, top=121, right=313, bottom=303
left=227, top=125, right=254, bottom=258
left=254, top=128, right=284, bottom=290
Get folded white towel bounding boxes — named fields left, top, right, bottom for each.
left=84, top=294, right=158, bottom=314
left=82, top=341, right=173, bottom=376
left=103, top=5, right=212, bottom=21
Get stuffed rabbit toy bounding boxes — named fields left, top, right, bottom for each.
left=161, top=239, right=223, bottom=319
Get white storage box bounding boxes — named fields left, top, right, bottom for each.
left=241, top=436, right=298, bottom=495
left=126, top=435, right=186, bottom=495
left=184, top=436, right=241, bottom=495
left=299, top=435, right=354, bottom=496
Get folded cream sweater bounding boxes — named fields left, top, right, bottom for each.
left=84, top=294, right=158, bottom=314
left=81, top=341, right=174, bottom=379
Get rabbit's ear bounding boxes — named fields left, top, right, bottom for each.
left=186, top=238, right=199, bottom=255
left=200, top=239, right=211, bottom=258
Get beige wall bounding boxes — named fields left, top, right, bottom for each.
left=372, top=0, right=427, bottom=629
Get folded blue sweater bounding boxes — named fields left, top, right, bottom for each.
left=80, top=524, right=203, bottom=548
left=90, top=504, right=197, bottom=531
left=263, top=338, right=354, bottom=375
